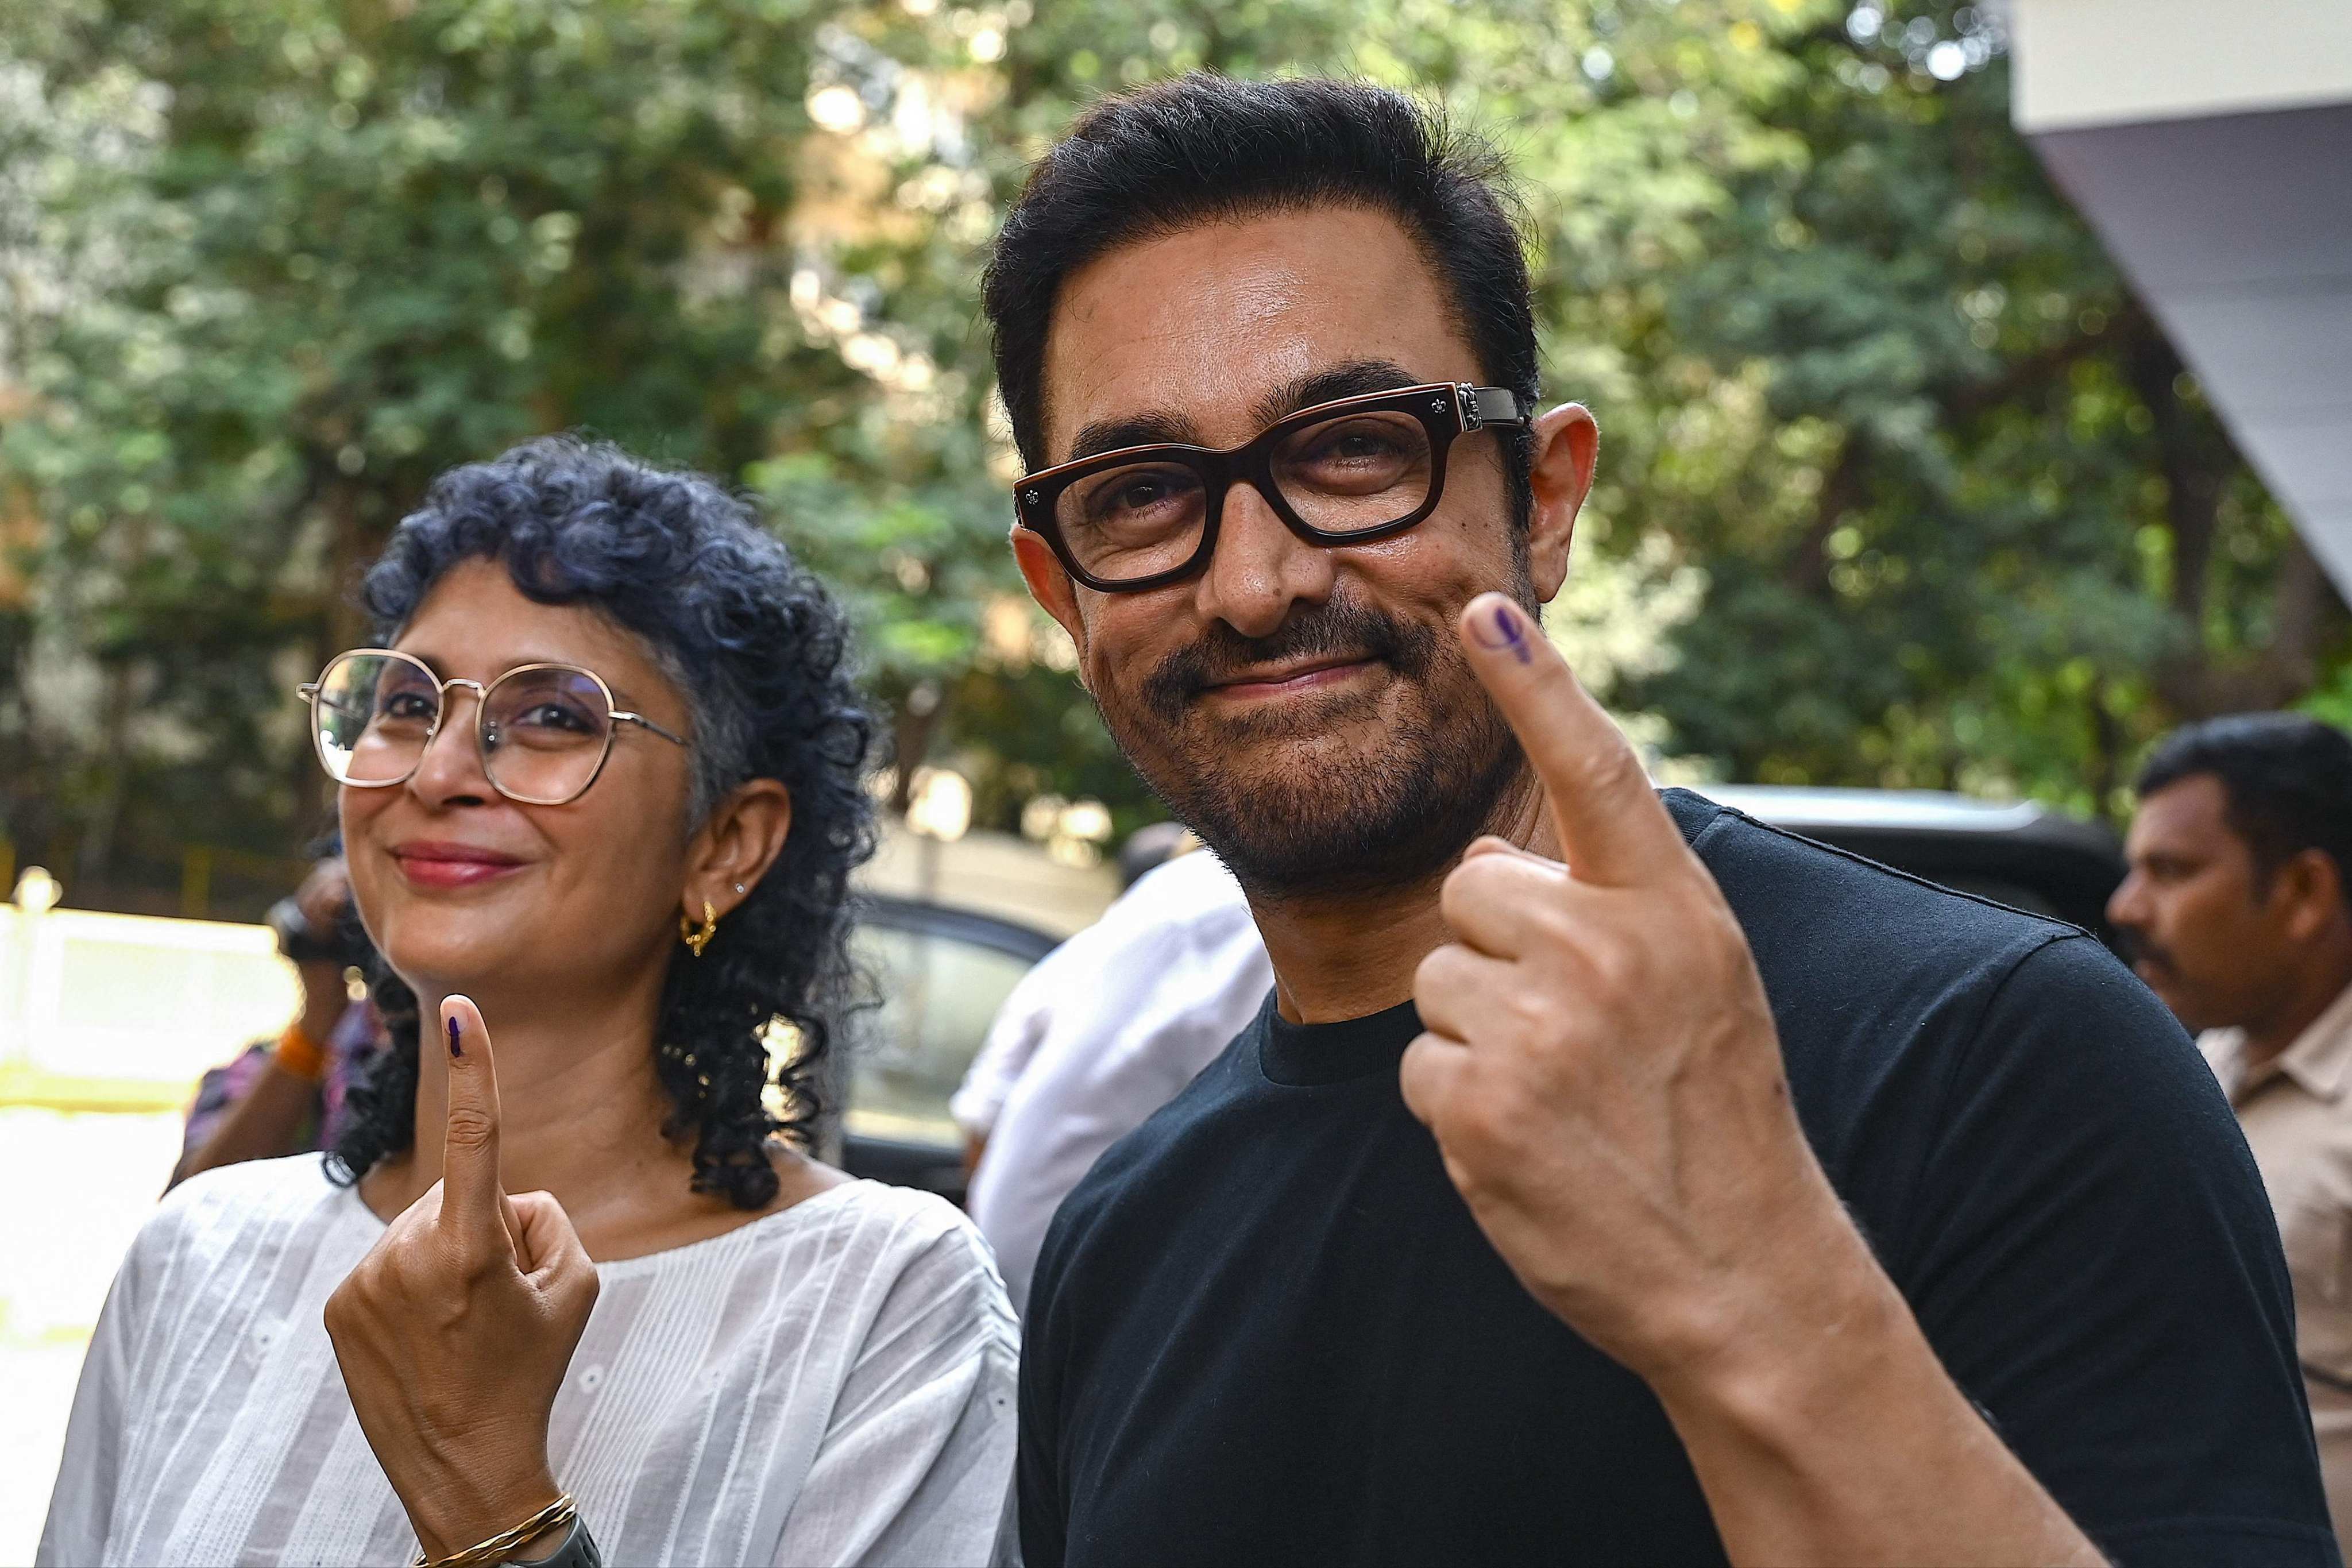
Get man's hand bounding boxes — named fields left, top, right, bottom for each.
left=324, top=997, right=599, bottom=1561
left=1404, top=592, right=1847, bottom=1382
left=1404, top=594, right=2099, bottom=1566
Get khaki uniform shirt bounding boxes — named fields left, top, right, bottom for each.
left=2205, top=978, right=2352, bottom=1554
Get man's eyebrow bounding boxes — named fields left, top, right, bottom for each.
left=1067, top=410, right=1202, bottom=464
left=1060, top=360, right=1430, bottom=466
left=1247, top=360, right=1424, bottom=432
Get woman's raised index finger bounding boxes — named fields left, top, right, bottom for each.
left=438, top=994, right=509, bottom=1241
left=1456, top=593, right=1687, bottom=886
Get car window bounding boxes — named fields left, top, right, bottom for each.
left=844, top=923, right=1036, bottom=1148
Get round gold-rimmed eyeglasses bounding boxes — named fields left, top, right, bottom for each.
left=297, top=648, right=688, bottom=806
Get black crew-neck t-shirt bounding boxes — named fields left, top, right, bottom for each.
left=1019, top=791, right=2336, bottom=1567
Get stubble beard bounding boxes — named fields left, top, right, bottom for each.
left=1096, top=591, right=1533, bottom=903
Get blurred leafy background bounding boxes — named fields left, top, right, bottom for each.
left=2, top=0, right=2345, bottom=917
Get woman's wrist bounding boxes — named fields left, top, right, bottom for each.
left=405, top=1463, right=565, bottom=1563
left=420, top=1503, right=575, bottom=1568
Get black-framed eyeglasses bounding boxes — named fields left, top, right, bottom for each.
left=296, top=648, right=688, bottom=806
left=1011, top=381, right=1531, bottom=593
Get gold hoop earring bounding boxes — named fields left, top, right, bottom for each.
left=681, top=898, right=718, bottom=958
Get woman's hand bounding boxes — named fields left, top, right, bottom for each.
left=325, top=996, right=600, bottom=1561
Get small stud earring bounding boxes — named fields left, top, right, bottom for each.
left=733, top=882, right=746, bottom=895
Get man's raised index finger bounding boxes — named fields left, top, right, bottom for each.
left=438, top=994, right=508, bottom=1240
left=1457, top=592, right=1687, bottom=886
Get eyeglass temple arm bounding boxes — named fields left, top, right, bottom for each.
left=614, top=711, right=689, bottom=747
left=1458, top=385, right=1531, bottom=432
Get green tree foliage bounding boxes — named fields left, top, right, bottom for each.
left=1569, top=1, right=2343, bottom=813
left=1, top=0, right=2341, bottom=913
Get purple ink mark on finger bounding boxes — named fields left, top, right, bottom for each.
left=1469, top=602, right=1535, bottom=665
left=447, top=1015, right=463, bottom=1059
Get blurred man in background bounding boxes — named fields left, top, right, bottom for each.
left=2111, top=712, right=2352, bottom=1550
left=168, top=854, right=381, bottom=1187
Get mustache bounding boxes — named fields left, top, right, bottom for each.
left=2112, top=926, right=2176, bottom=976
left=1139, top=595, right=1437, bottom=723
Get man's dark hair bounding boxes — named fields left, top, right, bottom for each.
left=330, top=437, right=877, bottom=1210
left=2136, top=712, right=2352, bottom=906
left=982, top=72, right=1540, bottom=527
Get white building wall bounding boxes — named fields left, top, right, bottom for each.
left=2012, top=0, right=2352, bottom=594
left=2013, top=0, right=2352, bottom=130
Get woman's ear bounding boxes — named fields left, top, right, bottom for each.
left=685, top=778, right=793, bottom=922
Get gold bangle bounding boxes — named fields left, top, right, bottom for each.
left=411, top=1494, right=577, bottom=1568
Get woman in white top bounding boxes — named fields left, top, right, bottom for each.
left=40, top=438, right=1017, bottom=1568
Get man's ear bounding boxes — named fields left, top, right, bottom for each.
left=1525, top=403, right=1600, bottom=605
left=1012, top=524, right=1091, bottom=692
left=685, top=778, right=792, bottom=926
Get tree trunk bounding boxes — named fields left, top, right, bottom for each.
left=2126, top=331, right=2224, bottom=631
left=889, top=682, right=942, bottom=816
left=2085, top=678, right=2125, bottom=821
left=1785, top=437, right=1865, bottom=598
left=76, top=662, right=136, bottom=890
left=291, top=475, right=369, bottom=833
left=2269, top=532, right=2333, bottom=689
left=2125, top=328, right=2242, bottom=718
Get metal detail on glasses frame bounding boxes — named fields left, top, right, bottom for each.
left=1009, top=381, right=1533, bottom=594
left=296, top=649, right=687, bottom=806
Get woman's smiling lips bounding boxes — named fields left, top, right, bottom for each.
left=1204, top=656, right=1379, bottom=703
left=389, top=840, right=528, bottom=889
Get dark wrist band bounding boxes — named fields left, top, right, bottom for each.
left=505, top=1518, right=602, bottom=1568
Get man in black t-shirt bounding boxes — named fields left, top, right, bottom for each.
left=980, top=74, right=2335, bottom=1565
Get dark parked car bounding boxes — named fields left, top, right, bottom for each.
left=1697, top=785, right=2126, bottom=946
left=838, top=788, right=2127, bottom=1201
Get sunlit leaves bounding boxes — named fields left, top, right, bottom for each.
left=1, top=0, right=2336, bottom=898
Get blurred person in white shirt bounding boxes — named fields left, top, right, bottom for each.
left=955, top=839, right=1272, bottom=1312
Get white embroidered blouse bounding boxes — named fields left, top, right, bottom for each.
left=38, top=1156, right=1018, bottom=1566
